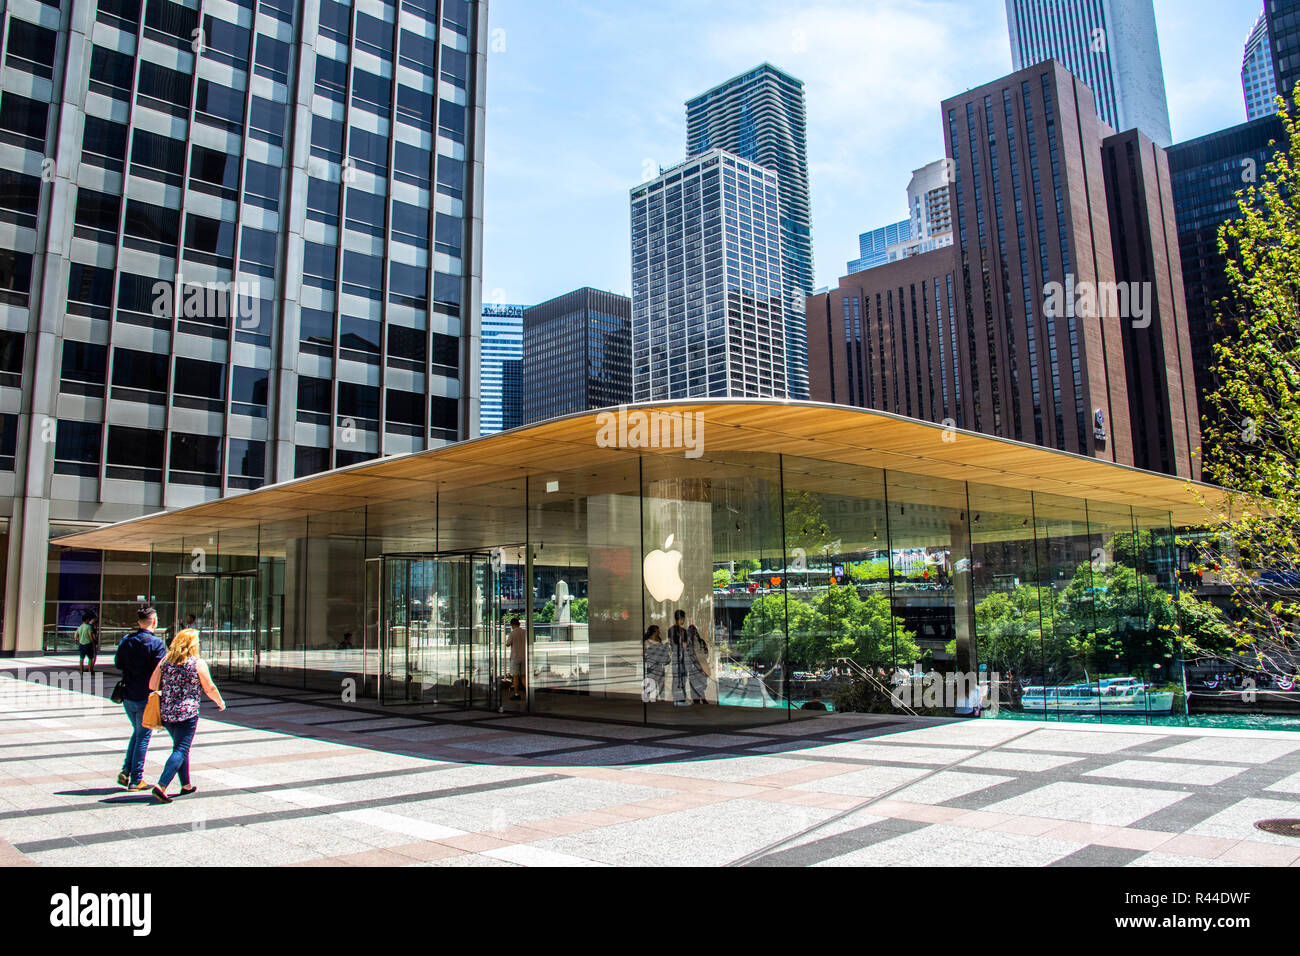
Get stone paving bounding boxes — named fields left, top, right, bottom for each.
left=3, top=656, right=1300, bottom=867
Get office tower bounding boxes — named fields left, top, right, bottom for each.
left=686, top=63, right=811, bottom=398
left=0, top=0, right=487, bottom=652
left=1244, top=10, right=1279, bottom=120
left=808, top=61, right=1200, bottom=479
left=480, top=303, right=525, bottom=434
left=630, top=151, right=787, bottom=400
left=521, top=288, right=632, bottom=423
left=499, top=358, right=522, bottom=431
left=1267, top=0, right=1300, bottom=102
left=847, top=221, right=910, bottom=274
left=1169, top=115, right=1286, bottom=454
left=1005, top=0, right=1173, bottom=147
left=906, top=159, right=955, bottom=250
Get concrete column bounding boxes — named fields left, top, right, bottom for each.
left=950, top=517, right=978, bottom=676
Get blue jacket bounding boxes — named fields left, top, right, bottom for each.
left=113, top=629, right=166, bottom=702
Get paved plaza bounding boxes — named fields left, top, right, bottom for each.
left=3, top=657, right=1300, bottom=867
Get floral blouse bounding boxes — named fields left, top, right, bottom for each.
left=159, top=658, right=202, bottom=722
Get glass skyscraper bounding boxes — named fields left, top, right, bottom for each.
left=1005, top=0, right=1173, bottom=147
left=686, top=63, right=810, bottom=398
left=480, top=303, right=524, bottom=433
left=630, top=150, right=787, bottom=400
left=521, top=287, right=631, bottom=423
left=847, top=221, right=910, bottom=274
left=0, top=0, right=487, bottom=653
left=1243, top=10, right=1279, bottom=121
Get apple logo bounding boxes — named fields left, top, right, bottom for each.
left=643, top=534, right=685, bottom=602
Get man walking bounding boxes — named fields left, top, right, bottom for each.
left=113, top=607, right=166, bottom=790
left=505, top=617, right=526, bottom=701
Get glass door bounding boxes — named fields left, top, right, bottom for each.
left=174, top=573, right=257, bottom=682
left=175, top=574, right=218, bottom=661
left=224, top=574, right=257, bottom=682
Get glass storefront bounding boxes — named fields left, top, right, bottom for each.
left=48, top=449, right=1187, bottom=726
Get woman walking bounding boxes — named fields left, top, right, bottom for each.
left=146, top=628, right=226, bottom=803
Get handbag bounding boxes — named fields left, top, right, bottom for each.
left=142, top=691, right=163, bottom=730
left=110, top=680, right=125, bottom=704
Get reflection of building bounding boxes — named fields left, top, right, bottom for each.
left=1005, top=0, right=1173, bottom=146
left=809, top=61, right=1200, bottom=479
left=481, top=305, right=526, bottom=434
left=687, top=63, right=812, bottom=399
left=51, top=400, right=1207, bottom=727
left=1244, top=11, right=1279, bottom=121
left=0, top=0, right=488, bottom=651
left=631, top=151, right=788, bottom=399
left=522, top=288, right=632, bottom=423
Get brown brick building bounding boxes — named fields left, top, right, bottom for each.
left=808, top=61, right=1200, bottom=478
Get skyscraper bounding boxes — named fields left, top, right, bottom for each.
left=1243, top=10, right=1279, bottom=120
left=1005, top=0, right=1173, bottom=147
left=848, top=160, right=956, bottom=274
left=522, top=288, right=632, bottom=423
left=480, top=303, right=525, bottom=434
left=1266, top=0, right=1300, bottom=103
left=686, top=63, right=811, bottom=398
left=847, top=221, right=911, bottom=274
left=630, top=150, right=787, bottom=400
left=0, top=0, right=487, bottom=652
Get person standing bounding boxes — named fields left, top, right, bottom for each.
left=668, top=610, right=709, bottom=705
left=147, top=628, right=226, bottom=803
left=76, top=611, right=99, bottom=676
left=505, top=617, right=526, bottom=701
left=113, top=607, right=166, bottom=790
left=642, top=625, right=670, bottom=702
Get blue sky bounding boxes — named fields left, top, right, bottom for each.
left=481, top=0, right=1265, bottom=305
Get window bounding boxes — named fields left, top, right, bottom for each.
left=303, top=241, right=337, bottom=289
left=172, top=356, right=224, bottom=411
left=0, top=92, right=48, bottom=152
left=0, top=414, right=16, bottom=471
left=299, top=307, right=333, bottom=356
left=89, top=45, right=135, bottom=100
left=0, top=171, right=40, bottom=229
left=6, top=19, right=57, bottom=79
left=136, top=61, right=192, bottom=117
left=342, top=249, right=383, bottom=300
left=240, top=225, right=277, bottom=275
left=388, top=261, right=427, bottom=309
left=0, top=330, right=24, bottom=388
left=81, top=116, right=128, bottom=173
left=105, top=424, right=164, bottom=482
left=355, top=12, right=393, bottom=60
left=319, top=0, right=351, bottom=43
left=0, top=250, right=33, bottom=307
left=297, top=375, right=331, bottom=425
left=387, top=325, right=425, bottom=372
left=395, top=142, right=431, bottom=188
left=184, top=213, right=236, bottom=268
left=430, top=395, right=458, bottom=439
left=430, top=331, right=458, bottom=375
left=60, top=340, right=106, bottom=397
left=258, top=0, right=292, bottom=24
left=254, top=32, right=290, bottom=85
left=232, top=367, right=268, bottom=417
left=295, top=445, right=329, bottom=478
left=189, top=144, right=239, bottom=199
left=335, top=449, right=376, bottom=467
left=131, top=128, right=185, bottom=187
left=98, top=0, right=142, bottom=32
left=434, top=212, right=461, bottom=257
left=195, top=79, right=246, bottom=133
left=311, top=114, right=344, bottom=163
left=111, top=346, right=168, bottom=402
left=340, top=316, right=380, bottom=364
left=123, top=199, right=179, bottom=256
left=73, top=189, right=121, bottom=245
left=228, top=438, right=265, bottom=489
left=249, top=96, right=285, bottom=147
left=202, top=15, right=250, bottom=70
left=348, top=126, right=388, bottom=175
left=440, top=44, right=468, bottom=88
left=433, top=272, right=461, bottom=315
left=55, top=420, right=101, bottom=477
left=351, top=69, right=391, bottom=116
left=437, top=100, right=465, bottom=144
left=391, top=201, right=428, bottom=248
left=442, top=0, right=471, bottom=36
left=345, top=188, right=385, bottom=237
left=306, top=177, right=339, bottom=226
left=399, top=30, right=434, bottom=75
left=338, top=381, right=379, bottom=428
left=386, top=388, right=424, bottom=435
left=436, top=155, right=463, bottom=200
left=395, top=84, right=432, bottom=131
left=315, top=56, right=347, bottom=102
left=67, top=263, right=113, bottom=321
left=169, top=432, right=221, bottom=487
left=144, top=0, right=198, bottom=51
left=115, top=272, right=170, bottom=329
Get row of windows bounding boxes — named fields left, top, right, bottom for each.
left=53, top=420, right=263, bottom=487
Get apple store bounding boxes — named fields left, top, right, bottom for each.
left=50, top=401, right=1211, bottom=727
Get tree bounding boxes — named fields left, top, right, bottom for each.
left=713, top=568, right=732, bottom=589
left=1184, top=90, right=1300, bottom=683
left=735, top=585, right=917, bottom=668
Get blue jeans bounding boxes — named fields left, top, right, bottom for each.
left=120, top=699, right=152, bottom=783
left=158, top=717, right=198, bottom=789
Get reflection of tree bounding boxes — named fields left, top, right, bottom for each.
left=534, top=598, right=588, bottom=624
left=783, top=489, right=830, bottom=558
left=736, top=585, right=917, bottom=667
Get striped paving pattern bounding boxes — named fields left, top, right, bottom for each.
left=3, top=657, right=1300, bottom=867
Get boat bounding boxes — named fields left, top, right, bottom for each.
left=1019, top=676, right=1175, bottom=714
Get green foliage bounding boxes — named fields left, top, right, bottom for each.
left=713, top=568, right=732, bottom=589
left=736, top=584, right=917, bottom=668
left=533, top=597, right=587, bottom=624
left=846, top=558, right=890, bottom=584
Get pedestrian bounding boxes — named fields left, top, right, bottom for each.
left=668, top=610, right=709, bottom=705
left=113, top=607, right=166, bottom=790
left=505, top=617, right=526, bottom=700
left=146, top=628, right=226, bottom=803
left=76, top=611, right=99, bottom=676
left=642, top=625, right=670, bottom=702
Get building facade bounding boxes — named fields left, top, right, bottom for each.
left=0, top=0, right=488, bottom=653
left=846, top=160, right=954, bottom=275
left=480, top=302, right=524, bottom=433
left=630, top=150, right=787, bottom=401
left=1168, top=114, right=1287, bottom=454
left=1244, top=10, right=1279, bottom=121
left=521, top=287, right=631, bottom=424
left=1005, top=0, right=1173, bottom=147
left=810, top=61, right=1200, bottom=480
left=1267, top=0, right=1300, bottom=104
left=686, top=63, right=811, bottom=399
left=847, top=220, right=910, bottom=274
